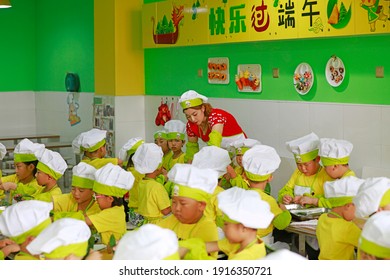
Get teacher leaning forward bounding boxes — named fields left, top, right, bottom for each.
left=178, top=90, right=247, bottom=161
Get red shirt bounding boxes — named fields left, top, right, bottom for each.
left=186, top=108, right=246, bottom=143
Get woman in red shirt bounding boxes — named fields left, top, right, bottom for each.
left=179, top=90, right=246, bottom=161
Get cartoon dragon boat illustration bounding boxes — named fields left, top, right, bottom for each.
left=152, top=5, right=184, bottom=44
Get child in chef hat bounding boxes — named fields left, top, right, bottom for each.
left=163, top=119, right=189, bottom=171
left=0, top=138, right=45, bottom=203
left=72, top=128, right=122, bottom=169
left=316, top=176, right=365, bottom=260
left=33, top=148, right=68, bottom=202
left=26, top=218, right=99, bottom=260
left=358, top=211, right=390, bottom=260
left=0, top=142, right=8, bottom=199
left=0, top=200, right=53, bottom=260
left=353, top=176, right=390, bottom=219
left=113, top=224, right=180, bottom=260
left=84, top=163, right=135, bottom=246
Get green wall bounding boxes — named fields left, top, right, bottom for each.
left=0, top=0, right=94, bottom=92
left=145, top=34, right=390, bottom=105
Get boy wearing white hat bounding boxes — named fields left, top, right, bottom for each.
left=84, top=163, right=135, bottom=246
left=201, top=187, right=274, bottom=260
left=178, top=89, right=246, bottom=160
left=358, top=211, right=390, bottom=260
left=52, top=162, right=101, bottom=221
left=113, top=224, right=180, bottom=260
left=154, top=129, right=170, bottom=176
left=240, top=145, right=291, bottom=244
left=163, top=119, right=189, bottom=171
left=33, top=148, right=68, bottom=202
left=118, top=137, right=145, bottom=227
left=157, top=163, right=219, bottom=258
left=26, top=218, right=100, bottom=260
left=0, top=200, right=53, bottom=260
left=72, top=128, right=122, bottom=169
left=316, top=176, right=365, bottom=260
left=0, top=138, right=45, bottom=203
left=353, top=177, right=390, bottom=219
left=133, top=143, right=172, bottom=225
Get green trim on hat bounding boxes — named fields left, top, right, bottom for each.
left=293, top=149, right=319, bottom=163
left=10, top=218, right=51, bottom=245
left=380, top=189, right=390, bottom=207
left=72, top=175, right=94, bottom=189
left=154, top=131, right=168, bottom=140
left=180, top=98, right=203, bottom=109
left=37, top=162, right=62, bottom=180
left=127, top=140, right=144, bottom=156
left=221, top=213, right=240, bottom=225
left=327, top=196, right=353, bottom=208
left=167, top=132, right=185, bottom=140
left=14, top=153, right=37, bottom=163
left=321, top=156, right=350, bottom=166
left=44, top=241, right=88, bottom=259
left=93, top=181, right=128, bottom=198
left=359, top=236, right=390, bottom=259
left=82, top=139, right=106, bottom=153
left=244, top=170, right=271, bottom=182
left=171, top=184, right=210, bottom=202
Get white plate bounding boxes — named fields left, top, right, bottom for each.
left=293, top=62, right=314, bottom=95
left=325, top=56, right=345, bottom=87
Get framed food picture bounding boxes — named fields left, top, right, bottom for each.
left=208, top=57, right=229, bottom=84
left=293, top=62, right=314, bottom=95
left=235, top=64, right=261, bottom=93
left=325, top=55, right=345, bottom=87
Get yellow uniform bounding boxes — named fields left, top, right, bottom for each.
left=88, top=206, right=126, bottom=245
left=278, top=167, right=333, bottom=203
left=204, top=185, right=224, bottom=222
left=1, top=174, right=43, bottom=203
left=137, top=178, right=171, bottom=224
left=126, top=167, right=144, bottom=209
left=81, top=157, right=118, bottom=169
left=162, top=151, right=186, bottom=172
left=316, top=213, right=361, bottom=260
left=53, top=193, right=101, bottom=216
left=218, top=236, right=266, bottom=260
left=33, top=185, right=62, bottom=202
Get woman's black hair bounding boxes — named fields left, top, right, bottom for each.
left=111, top=196, right=124, bottom=207
left=24, top=160, right=39, bottom=176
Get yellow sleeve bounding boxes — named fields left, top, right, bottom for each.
left=230, top=174, right=250, bottom=190
left=273, top=210, right=292, bottom=230
left=207, top=130, right=222, bottom=147
left=277, top=169, right=299, bottom=203
left=185, top=141, right=199, bottom=161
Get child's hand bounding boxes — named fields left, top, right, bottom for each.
left=292, top=195, right=302, bottom=204
left=0, top=238, right=16, bottom=248
left=2, top=182, right=17, bottom=191
left=1, top=243, right=20, bottom=258
left=299, top=196, right=318, bottom=207
left=282, top=195, right=293, bottom=204
left=226, top=165, right=237, bottom=179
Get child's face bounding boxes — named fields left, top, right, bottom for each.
left=94, top=193, right=113, bottom=210
left=343, top=203, right=356, bottom=221
left=171, top=196, right=205, bottom=224
left=324, top=165, right=340, bottom=179
left=35, top=170, right=51, bottom=186
left=296, top=158, right=320, bottom=176
left=15, top=162, right=34, bottom=181
left=72, top=187, right=94, bottom=205
left=168, top=139, right=184, bottom=153
left=155, top=138, right=170, bottom=154
left=235, top=154, right=243, bottom=167
left=184, top=107, right=205, bottom=126
left=223, top=222, right=243, bottom=244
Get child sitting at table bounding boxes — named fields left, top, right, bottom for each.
left=133, top=143, right=171, bottom=225
left=358, top=211, right=390, bottom=260
left=0, top=200, right=53, bottom=260
left=316, top=176, right=365, bottom=260
left=84, top=163, right=135, bottom=246
left=26, top=218, right=101, bottom=260
left=33, top=148, right=68, bottom=202
left=52, top=162, right=101, bottom=220
left=72, top=128, right=122, bottom=169
left=0, top=138, right=45, bottom=203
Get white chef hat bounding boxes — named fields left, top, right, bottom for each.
left=35, top=148, right=68, bottom=180
left=359, top=211, right=390, bottom=259
left=353, top=177, right=390, bottom=218
left=168, top=163, right=218, bottom=202
left=72, top=128, right=107, bottom=154
left=26, top=218, right=91, bottom=259
left=164, top=120, right=186, bottom=140
left=178, top=90, right=208, bottom=109
left=242, top=145, right=281, bottom=182
left=323, top=176, right=365, bottom=207
left=286, top=132, right=320, bottom=163
left=72, top=162, right=97, bottom=189
left=133, top=143, right=163, bottom=174
left=93, top=163, right=135, bottom=197
left=262, top=248, right=307, bottom=260
left=0, top=142, right=6, bottom=160
left=113, top=224, right=179, bottom=260
left=13, top=138, right=45, bottom=163
left=319, top=138, right=353, bottom=166
left=0, top=200, right=52, bottom=244
left=218, top=187, right=274, bottom=229
left=192, top=146, right=231, bottom=178
left=118, top=137, right=144, bottom=162
left=153, top=130, right=168, bottom=140
left=229, top=138, right=261, bottom=156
